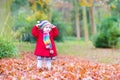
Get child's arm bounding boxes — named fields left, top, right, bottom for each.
left=51, top=25, right=59, bottom=38
left=31, top=25, right=39, bottom=38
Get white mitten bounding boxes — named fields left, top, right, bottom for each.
left=50, top=50, right=54, bottom=54
left=51, top=24, right=56, bottom=28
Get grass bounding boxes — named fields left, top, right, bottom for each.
left=15, top=42, right=35, bottom=52
left=15, top=40, right=120, bottom=64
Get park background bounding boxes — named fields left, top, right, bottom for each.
left=0, top=0, right=120, bottom=79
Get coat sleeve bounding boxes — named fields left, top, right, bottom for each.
left=31, top=25, right=39, bottom=38
left=51, top=27, right=59, bottom=38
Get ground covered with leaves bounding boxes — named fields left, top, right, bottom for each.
left=0, top=52, right=120, bottom=80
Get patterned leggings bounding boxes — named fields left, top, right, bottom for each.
left=37, top=56, right=52, bottom=70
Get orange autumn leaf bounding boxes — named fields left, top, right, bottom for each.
left=80, top=68, right=86, bottom=78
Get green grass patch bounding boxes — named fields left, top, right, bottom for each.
left=15, top=42, right=35, bottom=52
left=56, top=40, right=120, bottom=64
left=15, top=40, right=120, bottom=64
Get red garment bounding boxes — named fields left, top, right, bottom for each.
left=31, top=26, right=59, bottom=57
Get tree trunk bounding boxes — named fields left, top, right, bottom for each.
left=75, top=0, right=81, bottom=40
left=83, top=6, right=89, bottom=41
left=89, top=6, right=96, bottom=35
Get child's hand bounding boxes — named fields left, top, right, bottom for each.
left=50, top=50, right=54, bottom=54
left=36, top=20, right=42, bottom=28
left=51, top=24, right=56, bottom=28
left=36, top=24, right=40, bottom=28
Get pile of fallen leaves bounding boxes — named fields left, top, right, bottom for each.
left=0, top=52, right=120, bottom=80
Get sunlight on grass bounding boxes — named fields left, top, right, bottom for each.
left=15, top=42, right=35, bottom=52
left=15, top=40, right=120, bottom=64
left=56, top=40, right=93, bottom=56
left=56, top=40, right=120, bottom=64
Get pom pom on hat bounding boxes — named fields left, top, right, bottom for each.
left=37, top=20, right=51, bottom=29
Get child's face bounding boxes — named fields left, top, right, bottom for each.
left=43, top=25, right=52, bottom=33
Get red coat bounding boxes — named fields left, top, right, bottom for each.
left=31, top=26, right=59, bottom=57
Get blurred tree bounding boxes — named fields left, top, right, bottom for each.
left=51, top=10, right=65, bottom=42
left=0, top=0, right=13, bottom=38
left=10, top=0, right=120, bottom=43
left=11, top=0, right=51, bottom=42
left=50, top=0, right=74, bottom=41
left=74, top=0, right=81, bottom=40
left=93, top=17, right=120, bottom=48
left=11, top=0, right=28, bottom=15
left=82, top=6, right=89, bottom=41
left=79, top=0, right=93, bottom=41
left=89, top=6, right=96, bottom=35
left=109, top=0, right=120, bottom=25
left=0, top=0, right=18, bottom=58
left=29, top=0, right=50, bottom=20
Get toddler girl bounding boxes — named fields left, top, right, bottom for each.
left=31, top=20, right=59, bottom=70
